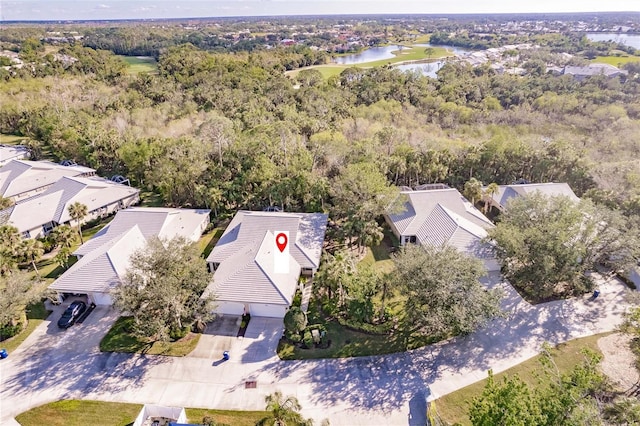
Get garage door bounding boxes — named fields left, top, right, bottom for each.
left=91, top=292, right=112, bottom=305
left=215, top=302, right=245, bottom=315
left=250, top=304, right=286, bottom=318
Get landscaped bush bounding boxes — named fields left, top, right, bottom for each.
left=302, top=330, right=313, bottom=349
left=284, top=306, right=307, bottom=334
left=169, top=325, right=190, bottom=341
left=0, top=321, right=23, bottom=341
left=289, top=333, right=301, bottom=343
left=337, top=316, right=394, bottom=335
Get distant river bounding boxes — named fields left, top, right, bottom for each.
left=586, top=33, right=640, bottom=49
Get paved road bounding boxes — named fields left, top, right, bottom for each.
left=0, top=273, right=634, bottom=426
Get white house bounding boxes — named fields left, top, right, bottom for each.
left=486, top=182, right=579, bottom=212
left=385, top=187, right=500, bottom=271
left=0, top=159, right=95, bottom=203
left=0, top=175, right=139, bottom=239
left=204, top=211, right=328, bottom=318
left=49, top=207, right=211, bottom=305
left=0, top=145, right=29, bottom=166
left=132, top=404, right=187, bottom=426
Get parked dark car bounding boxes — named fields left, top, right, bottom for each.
left=57, top=301, right=87, bottom=329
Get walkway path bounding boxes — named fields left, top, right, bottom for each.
left=0, top=273, right=633, bottom=426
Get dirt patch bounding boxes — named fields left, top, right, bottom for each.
left=598, top=333, right=639, bottom=392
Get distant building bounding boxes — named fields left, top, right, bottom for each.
left=0, top=175, right=139, bottom=239
left=562, top=63, right=628, bottom=81
left=0, top=159, right=95, bottom=203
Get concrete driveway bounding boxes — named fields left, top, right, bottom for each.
left=0, top=273, right=634, bottom=426
left=188, top=315, right=283, bottom=363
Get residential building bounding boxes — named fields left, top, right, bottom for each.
left=204, top=211, right=328, bottom=318
left=49, top=207, right=211, bottom=305
left=0, top=145, right=29, bottom=166
left=385, top=187, right=499, bottom=271
left=562, top=63, right=628, bottom=81
left=0, top=159, right=95, bottom=203
left=0, top=175, right=139, bottom=239
left=486, top=182, right=579, bottom=212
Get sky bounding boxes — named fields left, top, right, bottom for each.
left=1, top=0, right=639, bottom=21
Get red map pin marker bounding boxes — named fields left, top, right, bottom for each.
left=276, top=232, right=288, bottom=253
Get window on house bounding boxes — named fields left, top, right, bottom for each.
left=211, top=262, right=220, bottom=271
left=404, top=236, right=417, bottom=244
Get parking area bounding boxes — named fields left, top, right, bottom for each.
left=14, top=299, right=120, bottom=357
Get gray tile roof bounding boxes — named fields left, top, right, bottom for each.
left=50, top=226, right=147, bottom=294
left=490, top=182, right=579, bottom=210
left=387, top=188, right=495, bottom=259
left=0, top=159, right=94, bottom=199
left=74, top=207, right=210, bottom=256
left=0, top=145, right=29, bottom=165
left=204, top=211, right=328, bottom=306
left=51, top=208, right=210, bottom=296
left=563, top=63, right=628, bottom=78
left=2, top=176, right=139, bottom=233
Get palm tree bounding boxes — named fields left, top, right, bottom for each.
left=18, top=238, right=44, bottom=277
left=463, top=177, right=483, bottom=206
left=483, top=182, right=500, bottom=214
left=50, top=224, right=76, bottom=249
left=0, top=196, right=12, bottom=210
left=68, top=202, right=88, bottom=244
left=259, top=391, right=313, bottom=426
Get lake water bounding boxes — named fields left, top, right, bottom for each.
left=395, top=60, right=447, bottom=78
left=333, top=45, right=404, bottom=65
left=586, top=33, right=640, bottom=49
left=333, top=43, right=470, bottom=65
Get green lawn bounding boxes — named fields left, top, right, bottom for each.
left=0, top=133, right=29, bottom=145
left=592, top=55, right=640, bottom=66
left=186, top=408, right=269, bottom=426
left=1, top=301, right=51, bottom=353
left=435, top=333, right=608, bottom=425
left=16, top=400, right=142, bottom=426
left=198, top=227, right=223, bottom=258
left=16, top=400, right=267, bottom=426
left=100, top=316, right=200, bottom=356
left=117, top=55, right=158, bottom=75
left=358, top=236, right=396, bottom=275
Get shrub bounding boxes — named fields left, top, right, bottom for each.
left=169, top=325, right=189, bottom=341
left=302, top=330, right=313, bottom=349
left=0, top=322, right=23, bottom=341
left=289, top=333, right=302, bottom=343
left=284, top=307, right=307, bottom=333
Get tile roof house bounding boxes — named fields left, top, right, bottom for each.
left=0, top=145, right=29, bottom=166
left=0, top=175, right=139, bottom=239
left=204, top=211, right=328, bottom=318
left=0, top=159, right=95, bottom=203
left=562, top=63, right=628, bottom=81
left=486, top=182, right=579, bottom=212
left=49, top=207, right=210, bottom=305
left=385, top=188, right=499, bottom=271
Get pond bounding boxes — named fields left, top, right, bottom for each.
left=586, top=33, right=640, bottom=49
left=395, top=60, right=448, bottom=78
left=333, top=43, right=470, bottom=65
left=333, top=45, right=405, bottom=65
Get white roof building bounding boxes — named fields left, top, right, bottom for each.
left=49, top=207, right=210, bottom=305
left=0, top=175, right=139, bottom=239
left=0, top=159, right=95, bottom=202
left=0, top=145, right=29, bottom=166
left=487, top=182, right=579, bottom=211
left=386, top=188, right=499, bottom=271
left=204, top=211, right=328, bottom=318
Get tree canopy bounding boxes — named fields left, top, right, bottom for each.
left=488, top=193, right=638, bottom=301
left=392, top=244, right=503, bottom=338
left=112, top=237, right=215, bottom=341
